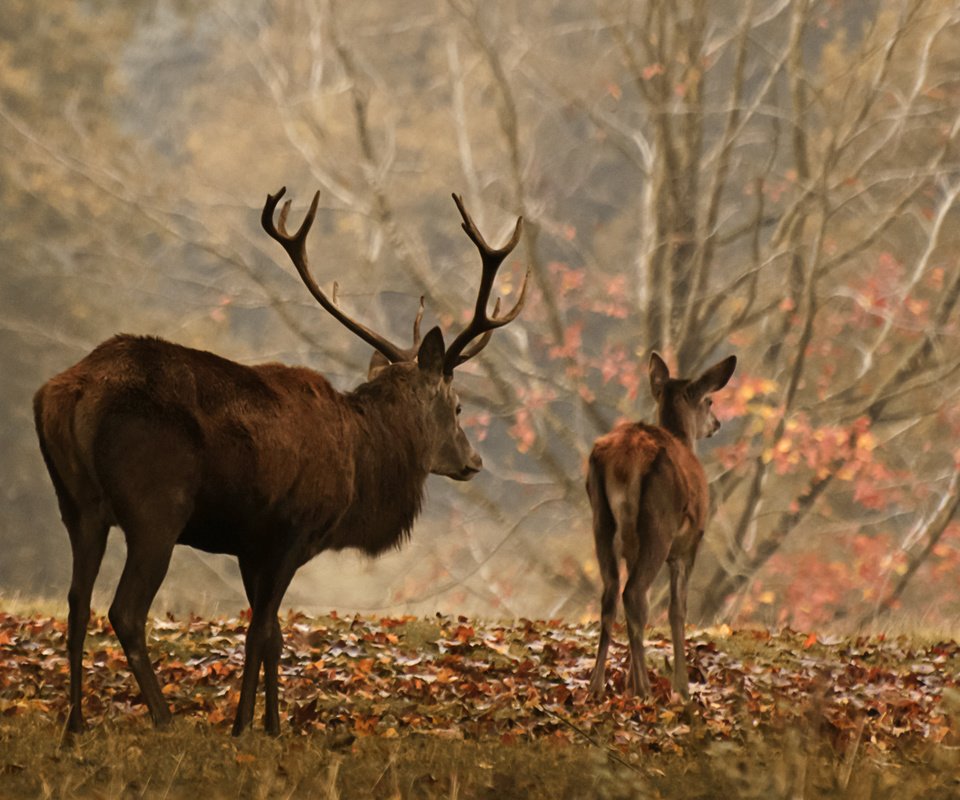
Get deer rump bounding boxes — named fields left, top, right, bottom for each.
left=35, top=333, right=428, bottom=563
left=588, top=420, right=709, bottom=546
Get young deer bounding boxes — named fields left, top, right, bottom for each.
left=587, top=352, right=736, bottom=700
left=34, top=188, right=527, bottom=735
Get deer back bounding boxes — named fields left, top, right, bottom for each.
left=590, top=421, right=709, bottom=533
left=34, top=335, right=434, bottom=561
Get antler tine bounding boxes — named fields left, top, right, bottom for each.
left=443, top=194, right=527, bottom=375
left=412, top=296, right=425, bottom=347
left=277, top=199, right=292, bottom=235
left=261, top=187, right=407, bottom=364
left=454, top=297, right=499, bottom=365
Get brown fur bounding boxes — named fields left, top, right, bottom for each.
left=587, top=353, right=735, bottom=701
left=36, top=188, right=525, bottom=738
left=34, top=332, right=466, bottom=736
left=590, top=422, right=708, bottom=530
left=36, top=335, right=431, bottom=558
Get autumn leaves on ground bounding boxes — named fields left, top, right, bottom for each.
left=0, top=611, right=958, bottom=798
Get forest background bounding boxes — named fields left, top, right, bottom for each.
left=2, top=0, right=959, bottom=633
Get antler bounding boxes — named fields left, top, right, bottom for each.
left=366, top=295, right=425, bottom=377
left=262, top=187, right=408, bottom=364
left=409, top=295, right=425, bottom=352
left=442, top=194, right=528, bottom=376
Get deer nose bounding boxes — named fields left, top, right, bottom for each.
left=455, top=452, right=482, bottom=480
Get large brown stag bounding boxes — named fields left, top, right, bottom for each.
left=587, top=352, right=736, bottom=700
left=34, top=188, right=527, bottom=735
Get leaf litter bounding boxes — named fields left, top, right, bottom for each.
left=0, top=610, right=957, bottom=759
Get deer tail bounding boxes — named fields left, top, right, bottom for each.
left=34, top=384, right=80, bottom=528
left=587, top=452, right=618, bottom=573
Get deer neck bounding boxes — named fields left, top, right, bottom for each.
left=336, top=374, right=431, bottom=555
left=657, top=404, right=696, bottom=450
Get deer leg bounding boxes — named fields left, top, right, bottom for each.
left=262, top=617, right=284, bottom=735
left=237, top=557, right=285, bottom=736
left=65, top=514, right=109, bottom=733
left=233, top=609, right=286, bottom=736
left=590, top=562, right=620, bottom=698
left=233, top=559, right=297, bottom=736
left=94, top=413, right=198, bottom=726
left=667, top=557, right=690, bottom=699
left=587, top=464, right=619, bottom=699
left=233, top=558, right=266, bottom=736
left=108, top=536, right=176, bottom=727
left=621, top=572, right=652, bottom=698
left=669, top=535, right=703, bottom=698
left=622, top=519, right=671, bottom=699
left=233, top=609, right=267, bottom=735
left=236, top=557, right=262, bottom=714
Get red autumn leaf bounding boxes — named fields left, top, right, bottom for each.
left=0, top=612, right=954, bottom=755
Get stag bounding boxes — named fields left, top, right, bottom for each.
left=587, top=352, right=736, bottom=700
left=34, top=188, right=527, bottom=735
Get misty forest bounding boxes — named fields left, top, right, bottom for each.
left=2, top=1, right=959, bottom=798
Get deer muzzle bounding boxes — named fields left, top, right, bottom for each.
left=451, top=452, right=483, bottom=481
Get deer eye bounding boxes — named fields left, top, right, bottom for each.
left=456, top=404, right=462, bottom=416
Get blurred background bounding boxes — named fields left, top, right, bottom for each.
left=2, top=0, right=959, bottom=631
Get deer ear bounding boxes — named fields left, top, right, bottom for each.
left=417, top=326, right=446, bottom=378
left=649, top=352, right=670, bottom=401
left=690, top=355, right=737, bottom=398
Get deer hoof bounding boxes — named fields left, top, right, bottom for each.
left=151, top=707, right=173, bottom=728
left=66, top=716, right=88, bottom=735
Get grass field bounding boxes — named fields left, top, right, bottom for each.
left=1, top=610, right=958, bottom=798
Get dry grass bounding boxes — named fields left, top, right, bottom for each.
left=2, top=607, right=959, bottom=798
left=1, top=709, right=957, bottom=798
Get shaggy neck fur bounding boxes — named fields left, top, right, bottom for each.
left=657, top=383, right=695, bottom=448
left=330, top=367, right=431, bottom=556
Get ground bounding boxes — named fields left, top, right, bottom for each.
left=0, top=611, right=958, bottom=798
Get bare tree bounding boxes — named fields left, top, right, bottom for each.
left=5, top=0, right=960, bottom=625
